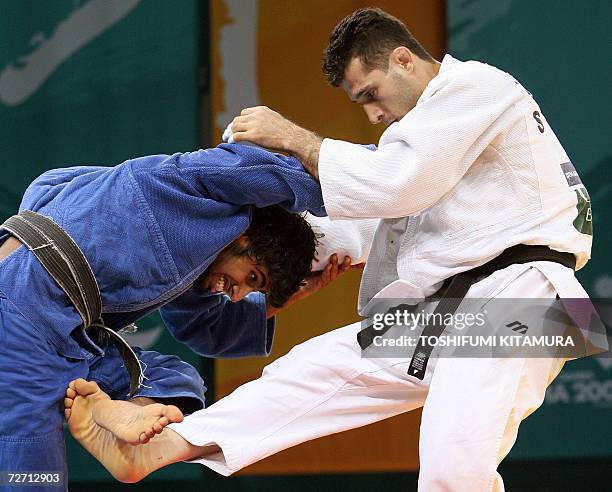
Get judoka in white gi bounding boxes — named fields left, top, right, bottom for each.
left=64, top=8, right=603, bottom=491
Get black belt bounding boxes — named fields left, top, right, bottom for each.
left=1, top=210, right=143, bottom=396
left=357, top=244, right=576, bottom=380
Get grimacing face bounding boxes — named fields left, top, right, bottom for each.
left=199, top=237, right=270, bottom=302
left=341, top=55, right=420, bottom=126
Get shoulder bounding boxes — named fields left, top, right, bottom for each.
left=421, top=55, right=521, bottom=105
left=453, top=56, right=518, bottom=92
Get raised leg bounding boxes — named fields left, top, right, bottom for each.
left=167, top=322, right=429, bottom=475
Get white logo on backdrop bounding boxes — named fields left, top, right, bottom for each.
left=0, top=0, right=141, bottom=106
left=216, top=0, right=261, bottom=129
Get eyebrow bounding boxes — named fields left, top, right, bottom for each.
left=353, top=84, right=373, bottom=102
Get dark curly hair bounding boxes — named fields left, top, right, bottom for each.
left=239, top=206, right=318, bottom=308
left=323, top=7, right=435, bottom=87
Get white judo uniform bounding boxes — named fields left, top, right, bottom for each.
left=168, top=55, right=595, bottom=491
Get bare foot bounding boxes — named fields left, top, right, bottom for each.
left=65, top=378, right=191, bottom=482
left=101, top=395, right=181, bottom=444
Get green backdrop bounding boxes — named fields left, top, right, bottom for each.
left=448, top=0, right=612, bottom=460
left=1, top=0, right=610, bottom=489
left=0, top=0, right=204, bottom=484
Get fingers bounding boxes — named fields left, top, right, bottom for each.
left=321, top=254, right=337, bottom=284
left=228, top=106, right=292, bottom=151
left=231, top=115, right=249, bottom=133
left=240, top=106, right=270, bottom=115
left=321, top=254, right=353, bottom=285
left=232, top=106, right=279, bottom=133
left=338, top=255, right=352, bottom=273
left=233, top=107, right=271, bottom=131
left=232, top=131, right=252, bottom=143
left=230, top=117, right=259, bottom=144
left=329, top=254, right=341, bottom=282
left=332, top=255, right=352, bottom=281
left=240, top=106, right=259, bottom=115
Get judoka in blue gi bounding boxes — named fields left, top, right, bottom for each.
left=0, top=143, right=326, bottom=489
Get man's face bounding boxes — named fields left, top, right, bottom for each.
left=199, top=238, right=270, bottom=302
left=342, top=56, right=419, bottom=126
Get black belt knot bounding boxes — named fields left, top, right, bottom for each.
left=358, top=244, right=576, bottom=380
left=1, top=210, right=143, bottom=396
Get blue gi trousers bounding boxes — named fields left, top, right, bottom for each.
left=0, top=288, right=206, bottom=491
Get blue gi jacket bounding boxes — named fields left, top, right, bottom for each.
left=0, top=144, right=325, bottom=359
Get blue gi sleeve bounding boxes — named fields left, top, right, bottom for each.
left=159, top=288, right=275, bottom=358
left=173, top=143, right=326, bottom=216
left=88, top=344, right=207, bottom=413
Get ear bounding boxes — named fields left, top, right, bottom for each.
left=390, top=46, right=414, bottom=73
left=223, top=234, right=251, bottom=257
left=234, top=234, right=250, bottom=247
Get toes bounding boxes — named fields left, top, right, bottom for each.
left=66, top=387, right=76, bottom=399
left=139, top=432, right=151, bottom=444
left=64, top=397, right=73, bottom=409
left=64, top=408, right=71, bottom=420
left=164, top=405, right=184, bottom=423
left=73, top=378, right=100, bottom=396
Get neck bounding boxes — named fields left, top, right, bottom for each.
left=411, top=58, right=441, bottom=101
left=421, top=58, right=441, bottom=85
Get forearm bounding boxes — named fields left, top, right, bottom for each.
left=231, top=106, right=323, bottom=180
left=286, top=127, right=323, bottom=181
left=265, top=287, right=311, bottom=319
left=265, top=253, right=354, bottom=318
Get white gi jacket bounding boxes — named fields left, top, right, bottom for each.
left=313, top=55, right=592, bottom=312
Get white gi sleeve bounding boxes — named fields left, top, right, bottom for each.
left=318, top=66, right=525, bottom=219
left=305, top=213, right=378, bottom=271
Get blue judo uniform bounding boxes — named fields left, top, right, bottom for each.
left=0, top=144, right=324, bottom=490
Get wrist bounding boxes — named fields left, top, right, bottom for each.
left=290, top=127, right=322, bottom=180
left=265, top=286, right=310, bottom=318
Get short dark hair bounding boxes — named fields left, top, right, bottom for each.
left=323, top=7, right=435, bottom=86
left=242, top=206, right=318, bottom=308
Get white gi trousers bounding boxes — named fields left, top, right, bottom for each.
left=169, top=263, right=571, bottom=491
